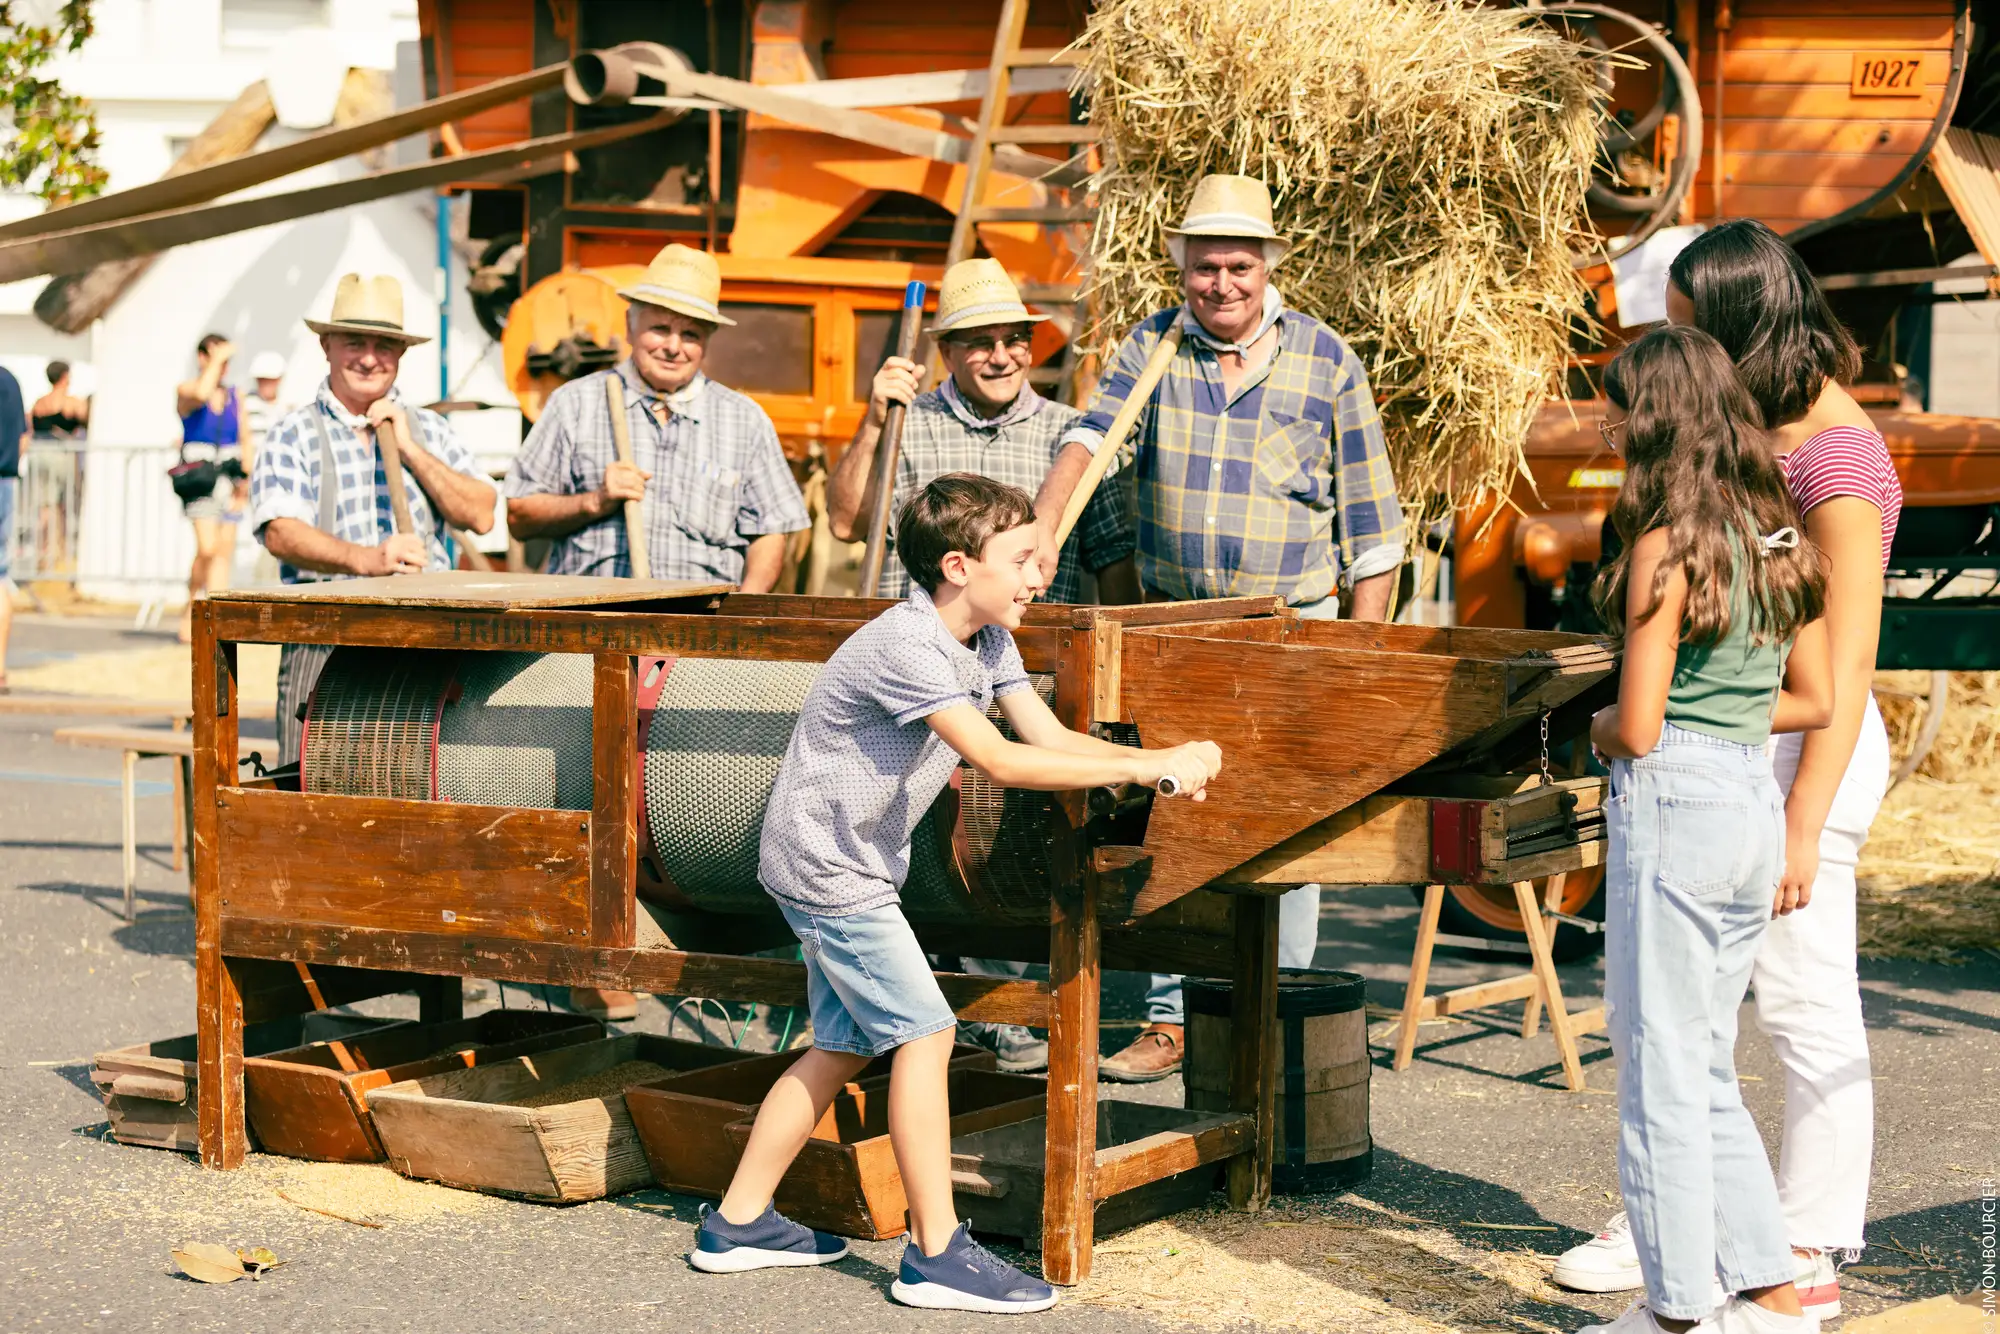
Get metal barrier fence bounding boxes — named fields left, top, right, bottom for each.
left=5, top=438, right=271, bottom=622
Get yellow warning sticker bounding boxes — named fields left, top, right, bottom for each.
left=1568, top=468, right=1625, bottom=490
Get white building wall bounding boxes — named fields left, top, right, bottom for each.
left=1, top=0, right=518, bottom=605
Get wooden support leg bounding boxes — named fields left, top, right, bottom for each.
left=120, top=749, right=137, bottom=922
left=170, top=749, right=187, bottom=874
left=194, top=616, right=247, bottom=1168
left=1226, top=893, right=1279, bottom=1212
left=1041, top=886, right=1100, bottom=1286
left=419, top=974, right=464, bottom=1025
left=1394, top=885, right=1445, bottom=1072
left=1514, top=881, right=1586, bottom=1092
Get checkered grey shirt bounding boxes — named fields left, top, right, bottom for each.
left=505, top=361, right=810, bottom=583
left=248, top=380, right=480, bottom=583
left=759, top=585, right=1031, bottom=917
left=874, top=385, right=1135, bottom=602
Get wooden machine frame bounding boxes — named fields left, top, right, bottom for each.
left=191, top=578, right=1610, bottom=1284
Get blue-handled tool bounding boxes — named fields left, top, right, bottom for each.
left=859, top=281, right=927, bottom=596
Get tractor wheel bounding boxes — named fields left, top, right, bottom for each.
left=1413, top=868, right=1607, bottom=963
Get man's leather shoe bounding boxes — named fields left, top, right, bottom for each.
left=1099, top=1023, right=1184, bottom=1083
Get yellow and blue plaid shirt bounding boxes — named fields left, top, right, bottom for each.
left=1066, top=303, right=1405, bottom=604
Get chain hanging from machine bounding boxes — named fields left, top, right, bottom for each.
left=1538, top=711, right=1553, bottom=788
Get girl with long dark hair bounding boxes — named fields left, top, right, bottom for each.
left=1555, top=221, right=1901, bottom=1323
left=1581, top=326, right=1832, bottom=1334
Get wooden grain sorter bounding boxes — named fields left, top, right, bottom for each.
left=190, top=573, right=1612, bottom=1283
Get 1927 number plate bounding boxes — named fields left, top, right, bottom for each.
left=1852, top=53, right=1929, bottom=97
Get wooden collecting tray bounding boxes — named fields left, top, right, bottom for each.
left=722, top=1067, right=1049, bottom=1240
left=243, top=1009, right=602, bottom=1163
left=626, top=1042, right=996, bottom=1200
left=93, top=1013, right=398, bottom=1153
left=368, top=1033, right=754, bottom=1202
left=951, top=1101, right=1243, bottom=1243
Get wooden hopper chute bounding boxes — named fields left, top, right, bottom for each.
left=1103, top=612, right=1615, bottom=910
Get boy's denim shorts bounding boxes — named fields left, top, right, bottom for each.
left=775, top=900, right=958, bottom=1058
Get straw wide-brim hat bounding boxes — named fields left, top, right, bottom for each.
left=927, top=257, right=1051, bottom=335
left=1163, top=174, right=1292, bottom=267
left=616, top=243, right=736, bottom=327
left=303, top=273, right=430, bottom=345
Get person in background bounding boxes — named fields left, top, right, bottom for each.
left=242, top=351, right=291, bottom=448
left=824, top=257, right=1140, bottom=1075
left=250, top=275, right=495, bottom=766
left=0, top=361, right=24, bottom=694
left=1031, top=174, right=1406, bottom=1083
left=174, top=334, right=247, bottom=644
left=507, top=244, right=809, bottom=589
left=30, top=361, right=89, bottom=438
left=505, top=243, right=811, bottom=1024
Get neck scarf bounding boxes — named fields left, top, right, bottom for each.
left=941, top=371, right=1043, bottom=431
left=1181, top=283, right=1285, bottom=355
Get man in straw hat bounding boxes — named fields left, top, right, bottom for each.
left=505, top=243, right=807, bottom=1021
left=250, top=273, right=497, bottom=766
left=827, top=257, right=1137, bottom=607
left=505, top=243, right=808, bottom=589
left=824, top=257, right=1139, bottom=1075
left=1031, top=173, right=1407, bottom=1083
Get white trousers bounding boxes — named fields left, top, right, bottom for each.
left=1753, top=694, right=1889, bottom=1254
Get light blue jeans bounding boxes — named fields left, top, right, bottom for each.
left=1606, top=723, right=1796, bottom=1319
left=1144, top=884, right=1320, bottom=1023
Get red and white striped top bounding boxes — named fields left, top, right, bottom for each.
left=1777, top=426, right=1903, bottom=571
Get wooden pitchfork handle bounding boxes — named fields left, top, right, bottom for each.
left=860, top=280, right=928, bottom=596
left=369, top=410, right=418, bottom=538
left=604, top=374, right=652, bottom=580
left=1052, top=324, right=1183, bottom=548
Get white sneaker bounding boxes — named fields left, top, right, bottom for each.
left=1793, top=1250, right=1840, bottom=1321
left=1715, top=1295, right=1813, bottom=1332
left=1555, top=1212, right=1644, bottom=1293
left=1580, top=1297, right=1715, bottom=1333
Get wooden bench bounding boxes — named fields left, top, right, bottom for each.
left=55, top=725, right=269, bottom=922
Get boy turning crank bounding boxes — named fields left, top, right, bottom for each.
left=690, top=474, right=1221, bottom=1313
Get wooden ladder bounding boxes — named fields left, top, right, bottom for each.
left=945, top=0, right=1098, bottom=403
left=1393, top=875, right=1607, bottom=1093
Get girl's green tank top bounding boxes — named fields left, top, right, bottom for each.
left=1664, top=544, right=1791, bottom=746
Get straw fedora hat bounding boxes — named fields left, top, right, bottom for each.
left=1163, top=174, right=1291, bottom=267
left=616, top=243, right=736, bottom=327
left=303, top=273, right=430, bottom=345
left=927, top=258, right=1051, bottom=335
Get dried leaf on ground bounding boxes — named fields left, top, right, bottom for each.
left=171, top=1241, right=248, bottom=1284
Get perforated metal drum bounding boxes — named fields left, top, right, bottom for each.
left=300, top=650, right=1063, bottom=925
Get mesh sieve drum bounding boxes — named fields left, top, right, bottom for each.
left=301, top=651, right=1065, bottom=925
left=437, top=651, right=594, bottom=810
left=301, top=647, right=460, bottom=800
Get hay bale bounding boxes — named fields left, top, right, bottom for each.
left=1077, top=0, right=1607, bottom=531
left=1858, top=672, right=2000, bottom=961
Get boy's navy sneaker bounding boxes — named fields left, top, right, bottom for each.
left=688, top=1202, right=849, bottom=1272
left=890, top=1222, right=1058, bottom=1313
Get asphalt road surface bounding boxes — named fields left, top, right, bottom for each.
left=1, top=613, right=1993, bottom=1332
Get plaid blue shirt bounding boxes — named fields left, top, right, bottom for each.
left=874, top=383, right=1135, bottom=603
left=1066, top=305, right=1405, bottom=604
left=248, top=380, right=481, bottom=584
left=505, top=360, right=809, bottom=583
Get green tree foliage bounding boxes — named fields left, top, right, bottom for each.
left=0, top=1, right=105, bottom=205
